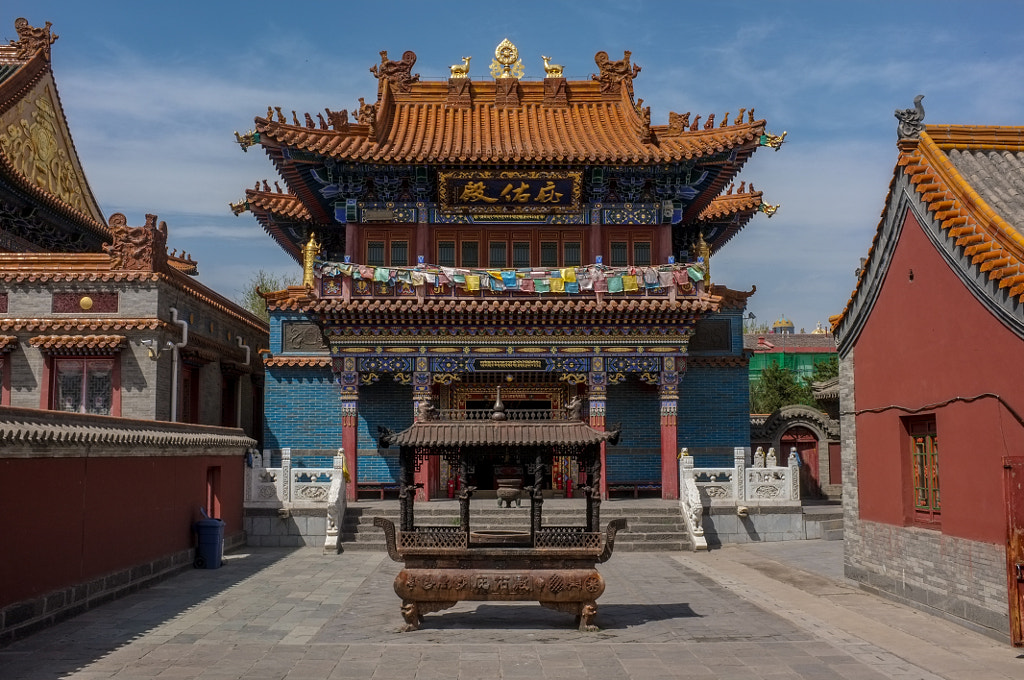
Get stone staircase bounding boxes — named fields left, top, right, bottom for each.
left=340, top=499, right=690, bottom=552
left=802, top=502, right=844, bottom=541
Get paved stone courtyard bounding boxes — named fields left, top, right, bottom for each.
left=1, top=541, right=1021, bottom=679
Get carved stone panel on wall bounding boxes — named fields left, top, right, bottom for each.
left=688, top=319, right=731, bottom=353
left=282, top=321, right=328, bottom=352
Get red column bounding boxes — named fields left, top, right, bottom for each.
left=660, top=383, right=680, bottom=500
left=341, top=397, right=358, bottom=501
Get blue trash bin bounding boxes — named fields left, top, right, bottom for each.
left=193, top=517, right=225, bottom=569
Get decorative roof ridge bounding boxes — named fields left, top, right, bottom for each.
left=161, top=266, right=269, bottom=335
left=832, top=124, right=1024, bottom=338
left=924, top=124, right=1024, bottom=151
left=915, top=130, right=1024, bottom=261
left=708, top=284, right=755, bottom=310
left=28, top=333, right=125, bottom=350
left=0, top=318, right=167, bottom=332
left=264, top=355, right=331, bottom=368
left=0, top=404, right=256, bottom=452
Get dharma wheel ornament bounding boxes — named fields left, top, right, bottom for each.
left=491, top=38, right=524, bottom=79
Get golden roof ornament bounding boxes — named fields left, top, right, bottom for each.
left=490, top=38, right=524, bottom=79
left=302, top=232, right=321, bottom=288
left=10, top=18, right=58, bottom=61
left=541, top=55, right=563, bottom=78
left=449, top=56, right=471, bottom=78
left=697, top=232, right=711, bottom=287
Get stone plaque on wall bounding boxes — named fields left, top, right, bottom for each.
left=688, top=319, right=731, bottom=352
left=282, top=322, right=327, bottom=352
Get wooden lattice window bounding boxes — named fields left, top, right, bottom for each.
left=908, top=416, right=939, bottom=524
left=512, top=242, right=531, bottom=268
left=53, top=357, right=116, bottom=416
left=438, top=240, right=456, bottom=267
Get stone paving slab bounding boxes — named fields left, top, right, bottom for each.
left=0, top=542, right=1022, bottom=679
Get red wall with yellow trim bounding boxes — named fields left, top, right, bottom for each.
left=853, top=209, right=1024, bottom=543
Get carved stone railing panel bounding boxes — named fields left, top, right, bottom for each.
left=677, top=452, right=707, bottom=551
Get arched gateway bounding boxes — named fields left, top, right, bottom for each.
left=244, top=41, right=784, bottom=501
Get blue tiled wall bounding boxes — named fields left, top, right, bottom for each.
left=605, top=379, right=660, bottom=482
left=606, top=453, right=661, bottom=481
left=263, top=366, right=342, bottom=450
left=676, top=309, right=751, bottom=466
left=606, top=379, right=659, bottom=448
left=356, top=382, right=413, bottom=483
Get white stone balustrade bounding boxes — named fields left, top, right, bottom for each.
left=245, top=447, right=347, bottom=506
left=678, top=445, right=802, bottom=547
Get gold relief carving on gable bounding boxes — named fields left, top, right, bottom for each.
left=0, top=84, right=89, bottom=214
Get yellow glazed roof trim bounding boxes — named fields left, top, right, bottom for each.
left=831, top=125, right=1024, bottom=331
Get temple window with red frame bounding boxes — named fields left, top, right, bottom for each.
left=907, top=415, right=940, bottom=525
left=52, top=357, right=116, bottom=416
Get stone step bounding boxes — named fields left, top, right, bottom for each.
left=819, top=518, right=844, bottom=541
left=340, top=501, right=689, bottom=552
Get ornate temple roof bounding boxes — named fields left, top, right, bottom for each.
left=238, top=185, right=311, bottom=262
left=831, top=117, right=1024, bottom=342
left=694, top=183, right=778, bottom=254
left=0, top=18, right=109, bottom=252
left=255, top=81, right=767, bottom=166
left=237, top=44, right=784, bottom=261
left=381, top=418, right=618, bottom=449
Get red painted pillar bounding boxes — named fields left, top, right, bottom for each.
left=341, top=396, right=358, bottom=501
left=660, top=380, right=680, bottom=500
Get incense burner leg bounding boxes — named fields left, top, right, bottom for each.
left=539, top=600, right=600, bottom=632
left=399, top=600, right=458, bottom=632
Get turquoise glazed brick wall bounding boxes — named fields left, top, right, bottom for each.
left=263, top=366, right=341, bottom=451
left=605, top=379, right=660, bottom=481
left=606, top=453, right=661, bottom=482
left=679, top=309, right=750, bottom=467
left=606, top=379, right=659, bottom=448
left=357, top=382, right=413, bottom=483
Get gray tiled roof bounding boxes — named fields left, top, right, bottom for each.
left=945, top=148, right=1024, bottom=229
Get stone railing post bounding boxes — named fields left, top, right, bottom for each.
left=788, top=446, right=801, bottom=501
left=324, top=450, right=348, bottom=554
left=734, top=446, right=746, bottom=502
left=281, top=447, right=292, bottom=503
left=677, top=448, right=707, bottom=551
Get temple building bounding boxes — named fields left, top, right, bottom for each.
left=1, top=18, right=266, bottom=640
left=832, top=99, right=1024, bottom=643
left=236, top=41, right=783, bottom=502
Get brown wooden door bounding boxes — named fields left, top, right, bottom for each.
left=1006, top=456, right=1024, bottom=647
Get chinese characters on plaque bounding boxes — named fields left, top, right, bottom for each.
left=439, top=171, right=582, bottom=213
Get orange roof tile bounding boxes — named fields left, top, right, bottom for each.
left=263, top=355, right=331, bottom=368
left=28, top=334, right=126, bottom=351
left=695, top=188, right=770, bottom=254
left=0, top=335, right=17, bottom=352
left=3, top=318, right=164, bottom=332
left=831, top=124, right=1024, bottom=332
left=256, top=80, right=766, bottom=166
left=242, top=188, right=311, bottom=263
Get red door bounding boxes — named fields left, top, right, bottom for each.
left=1005, top=457, right=1024, bottom=646
left=782, top=426, right=820, bottom=499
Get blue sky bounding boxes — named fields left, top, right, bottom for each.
left=13, top=1, right=1024, bottom=331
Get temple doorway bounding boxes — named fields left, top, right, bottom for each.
left=781, top=426, right=820, bottom=498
